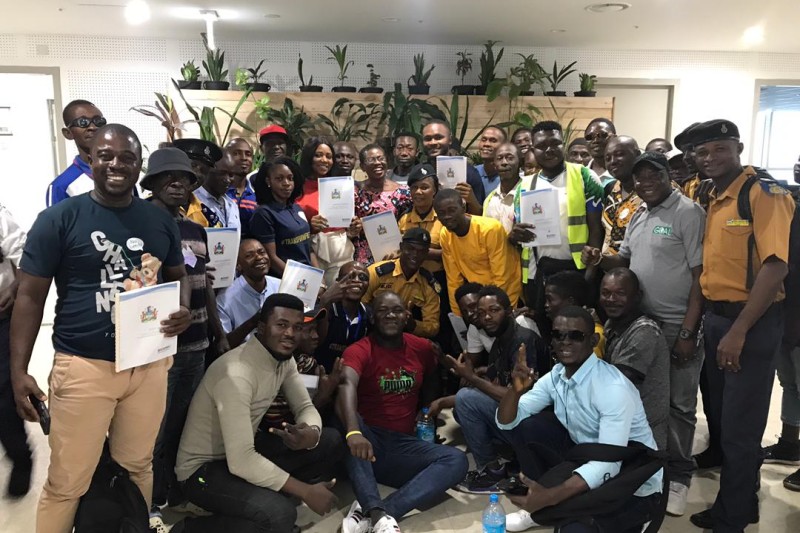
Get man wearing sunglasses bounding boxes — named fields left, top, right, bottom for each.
left=497, top=306, right=662, bottom=532
left=46, top=100, right=107, bottom=207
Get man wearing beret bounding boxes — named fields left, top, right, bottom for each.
left=687, top=119, right=795, bottom=532
left=363, top=228, right=441, bottom=339
left=173, top=138, right=224, bottom=228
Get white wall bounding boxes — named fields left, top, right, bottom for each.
left=3, top=33, right=800, bottom=218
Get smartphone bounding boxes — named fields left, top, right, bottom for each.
left=28, top=395, right=50, bottom=435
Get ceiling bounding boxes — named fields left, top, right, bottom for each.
left=5, top=0, right=800, bottom=52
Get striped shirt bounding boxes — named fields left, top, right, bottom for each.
left=227, top=182, right=258, bottom=236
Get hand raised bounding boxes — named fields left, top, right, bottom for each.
left=511, top=343, right=536, bottom=393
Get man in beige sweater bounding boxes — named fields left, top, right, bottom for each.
left=175, top=293, right=345, bottom=533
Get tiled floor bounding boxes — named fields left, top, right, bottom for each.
left=1, top=326, right=799, bottom=532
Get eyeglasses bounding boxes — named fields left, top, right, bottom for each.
left=66, top=116, right=107, bottom=129
left=584, top=131, right=611, bottom=142
left=366, top=156, right=387, bottom=164
left=551, top=329, right=587, bottom=342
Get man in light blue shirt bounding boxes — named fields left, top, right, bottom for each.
left=216, top=239, right=280, bottom=347
left=194, top=154, right=241, bottom=229
left=475, top=125, right=506, bottom=195
left=496, top=305, right=662, bottom=532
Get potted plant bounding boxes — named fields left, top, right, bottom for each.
left=360, top=64, right=383, bottom=93
left=408, top=53, right=435, bottom=95
left=512, top=54, right=546, bottom=96
left=326, top=44, right=356, bottom=92
left=298, top=54, right=322, bottom=92
left=201, top=39, right=229, bottom=90
left=476, top=40, right=504, bottom=95
left=236, top=60, right=271, bottom=92
left=178, top=61, right=201, bottom=90
left=575, top=73, right=597, bottom=97
left=544, top=60, right=577, bottom=97
left=452, top=50, right=474, bottom=95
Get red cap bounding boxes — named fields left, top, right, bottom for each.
left=258, top=125, right=289, bottom=141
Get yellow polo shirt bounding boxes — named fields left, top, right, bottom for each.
left=398, top=209, right=443, bottom=273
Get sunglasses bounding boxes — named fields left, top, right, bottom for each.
left=551, top=329, right=587, bottom=342
left=67, top=116, right=107, bottom=129
left=584, top=131, right=612, bottom=142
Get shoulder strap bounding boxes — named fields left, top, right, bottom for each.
left=737, top=171, right=786, bottom=289
left=417, top=267, right=441, bottom=294
left=374, top=261, right=395, bottom=277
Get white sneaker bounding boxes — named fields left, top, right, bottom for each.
left=149, top=515, right=172, bottom=533
left=506, top=509, right=540, bottom=532
left=342, top=501, right=371, bottom=533
left=372, top=515, right=401, bottom=533
left=666, top=481, right=689, bottom=517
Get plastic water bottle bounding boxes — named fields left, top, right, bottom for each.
left=482, top=493, right=506, bottom=533
left=416, top=407, right=435, bottom=442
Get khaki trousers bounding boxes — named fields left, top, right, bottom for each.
left=37, top=353, right=171, bottom=533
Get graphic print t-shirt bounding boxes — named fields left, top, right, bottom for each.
left=21, top=194, right=183, bottom=361
left=343, top=333, right=436, bottom=434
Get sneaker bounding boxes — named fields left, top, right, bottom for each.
left=689, top=507, right=759, bottom=529
left=342, top=501, right=370, bottom=533
left=149, top=514, right=172, bottom=533
left=763, top=437, right=800, bottom=465
left=168, top=500, right=213, bottom=517
left=784, top=468, right=800, bottom=492
left=456, top=465, right=507, bottom=494
left=666, top=481, right=689, bottom=517
left=506, top=510, right=540, bottom=532
left=693, top=447, right=722, bottom=470
left=372, top=515, right=401, bottom=533
left=7, top=461, right=32, bottom=498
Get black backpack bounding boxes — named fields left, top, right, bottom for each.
left=737, top=171, right=800, bottom=344
left=73, top=446, right=150, bottom=533
left=531, top=441, right=667, bottom=531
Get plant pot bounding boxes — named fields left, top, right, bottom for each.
left=574, top=90, right=597, bottom=97
left=203, top=81, right=230, bottom=90
left=178, top=80, right=202, bottom=90
left=359, top=87, right=384, bottom=94
left=520, top=90, right=536, bottom=96
left=407, top=84, right=430, bottom=95
left=451, top=85, right=475, bottom=95
left=332, top=86, right=357, bottom=93
left=544, top=91, right=567, bottom=97
left=474, top=87, right=487, bottom=96
left=247, top=82, right=271, bottom=92
left=300, top=85, right=324, bottom=92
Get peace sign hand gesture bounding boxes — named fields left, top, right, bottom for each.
left=511, top=343, right=537, bottom=393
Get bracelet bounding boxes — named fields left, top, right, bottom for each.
left=345, top=430, right=362, bottom=440
left=307, top=425, right=322, bottom=450
left=591, top=254, right=603, bottom=267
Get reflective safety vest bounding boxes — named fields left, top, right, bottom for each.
left=514, top=162, right=590, bottom=282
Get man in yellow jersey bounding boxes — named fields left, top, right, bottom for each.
left=687, top=119, right=795, bottom=532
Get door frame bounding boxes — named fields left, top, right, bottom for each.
left=752, top=78, right=800, bottom=168
left=594, top=77, right=678, bottom=141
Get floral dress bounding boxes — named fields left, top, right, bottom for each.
left=353, top=186, right=412, bottom=265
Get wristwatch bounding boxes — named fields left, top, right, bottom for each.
left=678, top=328, right=697, bottom=340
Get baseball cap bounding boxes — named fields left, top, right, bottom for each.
left=259, top=125, right=289, bottom=143
left=632, top=151, right=669, bottom=173
left=303, top=307, right=327, bottom=323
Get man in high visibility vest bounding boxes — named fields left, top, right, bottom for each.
left=508, top=121, right=605, bottom=339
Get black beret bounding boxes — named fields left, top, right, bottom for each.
left=172, top=138, right=223, bottom=168
left=687, top=119, right=740, bottom=148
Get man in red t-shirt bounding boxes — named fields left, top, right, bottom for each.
left=337, top=292, right=468, bottom=533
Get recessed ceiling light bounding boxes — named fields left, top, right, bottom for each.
left=382, top=17, right=400, bottom=22
left=124, top=0, right=150, bottom=25
left=585, top=3, right=631, bottom=13
left=742, top=25, right=764, bottom=45
left=550, top=29, right=567, bottom=33
left=264, top=13, right=280, bottom=19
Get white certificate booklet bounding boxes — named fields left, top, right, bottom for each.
left=318, top=176, right=355, bottom=228
left=362, top=210, right=402, bottom=262
left=436, top=156, right=467, bottom=189
left=448, top=312, right=469, bottom=352
left=114, top=281, right=180, bottom=372
left=279, top=260, right=324, bottom=311
left=205, top=227, right=240, bottom=288
left=519, top=188, right=563, bottom=247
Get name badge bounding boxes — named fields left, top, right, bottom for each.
left=726, top=219, right=751, bottom=227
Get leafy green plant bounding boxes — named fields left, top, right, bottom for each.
left=432, top=93, right=496, bottom=153
left=130, top=92, right=192, bottom=142
left=408, top=53, right=435, bottom=87
left=545, top=60, right=577, bottom=93
left=298, top=53, right=314, bottom=87
left=262, top=97, right=316, bottom=151
left=456, top=50, right=473, bottom=84
left=246, top=60, right=268, bottom=83
left=478, top=40, right=504, bottom=93
left=235, top=68, right=249, bottom=87
left=496, top=99, right=577, bottom=145
left=366, top=64, right=380, bottom=88
left=171, top=80, right=254, bottom=145
left=487, top=53, right=547, bottom=102
left=201, top=36, right=228, bottom=82
left=379, top=83, right=442, bottom=138
left=316, top=98, right=381, bottom=142
left=579, top=73, right=597, bottom=92
left=181, top=61, right=199, bottom=82
left=325, top=44, right=355, bottom=86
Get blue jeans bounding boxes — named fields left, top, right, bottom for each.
left=453, top=387, right=508, bottom=469
left=777, top=346, right=800, bottom=427
left=152, top=349, right=206, bottom=506
left=344, top=417, right=468, bottom=519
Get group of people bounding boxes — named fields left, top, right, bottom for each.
left=0, top=94, right=797, bottom=533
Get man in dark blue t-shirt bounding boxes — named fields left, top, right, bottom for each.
left=9, top=124, right=191, bottom=533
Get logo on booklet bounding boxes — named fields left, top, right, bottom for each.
left=213, top=242, right=225, bottom=255
left=297, top=279, right=308, bottom=292
left=331, top=188, right=341, bottom=200
left=140, top=306, right=158, bottom=323
left=531, top=203, right=543, bottom=215
left=377, top=224, right=387, bottom=235
left=446, top=168, right=455, bottom=178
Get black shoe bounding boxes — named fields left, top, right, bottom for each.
left=497, top=475, right=529, bottom=496
left=784, top=468, right=800, bottom=492
left=763, top=438, right=800, bottom=465
left=689, top=508, right=759, bottom=529
left=7, top=461, right=32, bottom=498
left=455, top=465, right=507, bottom=494
left=693, top=448, right=723, bottom=470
